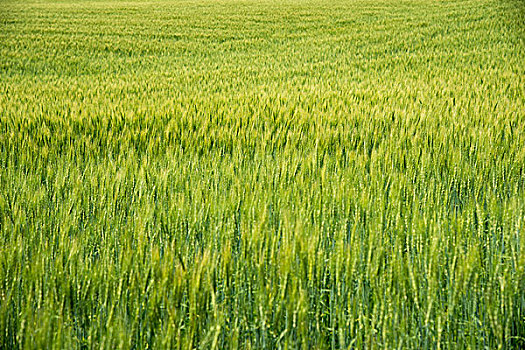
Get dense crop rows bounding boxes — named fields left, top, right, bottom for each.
left=1, top=0, right=525, bottom=348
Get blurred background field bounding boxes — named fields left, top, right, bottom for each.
left=1, top=0, right=524, bottom=348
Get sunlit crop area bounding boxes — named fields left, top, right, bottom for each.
left=1, top=0, right=524, bottom=348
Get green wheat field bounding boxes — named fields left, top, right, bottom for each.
left=1, top=0, right=524, bottom=348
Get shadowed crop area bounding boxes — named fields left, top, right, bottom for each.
left=1, top=0, right=525, bottom=348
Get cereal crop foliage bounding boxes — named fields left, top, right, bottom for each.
left=1, top=0, right=524, bottom=348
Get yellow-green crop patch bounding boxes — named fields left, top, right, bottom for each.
left=1, top=0, right=524, bottom=348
